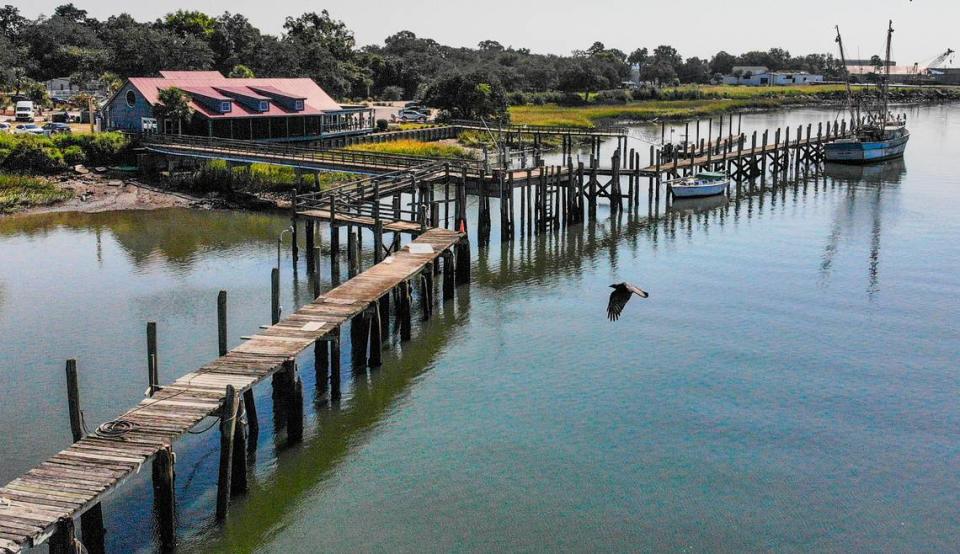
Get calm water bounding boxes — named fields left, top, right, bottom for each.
left=1, top=105, right=959, bottom=552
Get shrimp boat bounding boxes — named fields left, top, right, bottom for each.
left=825, top=21, right=910, bottom=164
left=667, top=171, right=728, bottom=198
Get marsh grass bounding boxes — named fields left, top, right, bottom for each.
left=345, top=139, right=477, bottom=159
left=0, top=173, right=73, bottom=213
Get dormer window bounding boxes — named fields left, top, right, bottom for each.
left=295, top=100, right=304, bottom=111
left=259, top=100, right=269, bottom=112
left=221, top=101, right=232, bottom=113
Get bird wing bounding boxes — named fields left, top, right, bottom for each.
left=626, top=283, right=649, bottom=298
left=607, top=287, right=632, bottom=321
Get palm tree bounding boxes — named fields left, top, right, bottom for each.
left=154, top=87, right=194, bottom=135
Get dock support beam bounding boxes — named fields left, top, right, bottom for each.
left=399, top=281, right=412, bottom=342
left=368, top=302, right=383, bottom=368
left=442, top=250, right=455, bottom=301
left=152, top=446, right=176, bottom=552
left=271, top=268, right=280, bottom=325
left=216, top=385, right=239, bottom=522
left=49, top=517, right=76, bottom=554
left=64, top=360, right=107, bottom=554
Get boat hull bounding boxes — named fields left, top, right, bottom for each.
left=670, top=181, right=727, bottom=198
left=824, top=132, right=910, bottom=164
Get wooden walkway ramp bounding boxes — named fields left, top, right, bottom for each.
left=0, top=227, right=464, bottom=554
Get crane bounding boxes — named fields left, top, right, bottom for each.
left=925, top=48, right=955, bottom=76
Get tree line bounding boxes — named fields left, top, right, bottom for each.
left=0, top=3, right=848, bottom=104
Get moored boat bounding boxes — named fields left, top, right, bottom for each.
left=828, top=20, right=909, bottom=165
left=824, top=122, right=910, bottom=164
left=668, top=171, right=728, bottom=198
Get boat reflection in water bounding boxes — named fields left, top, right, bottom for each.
left=824, top=156, right=907, bottom=185
left=668, top=193, right=729, bottom=215
left=821, top=157, right=906, bottom=297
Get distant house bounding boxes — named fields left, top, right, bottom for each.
left=45, top=77, right=104, bottom=101
left=102, top=71, right=375, bottom=142
left=722, top=66, right=823, bottom=86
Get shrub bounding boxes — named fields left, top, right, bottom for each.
left=376, top=119, right=389, bottom=132
left=52, top=132, right=131, bottom=166
left=558, top=92, right=588, bottom=106
left=0, top=136, right=65, bottom=174
left=381, top=85, right=404, bottom=101
left=508, top=91, right=528, bottom=106
left=62, top=145, right=87, bottom=166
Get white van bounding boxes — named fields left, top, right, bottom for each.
left=15, top=101, right=34, bottom=122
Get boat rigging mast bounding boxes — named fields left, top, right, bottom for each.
left=881, top=20, right=894, bottom=125
left=835, top=25, right=859, bottom=126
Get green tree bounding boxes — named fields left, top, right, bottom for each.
left=228, top=64, right=255, bottom=78
left=709, top=51, right=736, bottom=75
left=424, top=71, right=508, bottom=121
left=628, top=47, right=648, bottom=67
left=154, top=87, right=194, bottom=134
left=0, top=5, right=27, bottom=40
left=161, top=10, right=216, bottom=39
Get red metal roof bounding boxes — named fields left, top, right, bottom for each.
left=128, top=71, right=345, bottom=119
left=213, top=86, right=271, bottom=100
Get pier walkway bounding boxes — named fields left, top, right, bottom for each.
left=0, top=227, right=464, bottom=553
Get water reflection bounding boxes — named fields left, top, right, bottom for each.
left=0, top=209, right=289, bottom=270
left=820, top=159, right=906, bottom=297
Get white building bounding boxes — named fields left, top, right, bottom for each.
left=722, top=66, right=823, bottom=86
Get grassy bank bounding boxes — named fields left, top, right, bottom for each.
left=174, top=160, right=356, bottom=194
left=345, top=139, right=477, bottom=159
left=0, top=132, right=131, bottom=173
left=0, top=173, right=73, bottom=213
left=509, top=84, right=960, bottom=128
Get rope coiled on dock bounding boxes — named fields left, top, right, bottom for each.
left=94, top=419, right=140, bottom=438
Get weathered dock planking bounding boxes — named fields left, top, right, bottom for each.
left=0, top=227, right=463, bottom=554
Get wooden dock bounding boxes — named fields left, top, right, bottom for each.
left=0, top=227, right=465, bottom=553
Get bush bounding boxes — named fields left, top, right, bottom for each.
left=376, top=119, right=389, bottom=132
left=595, top=89, right=633, bottom=104
left=381, top=85, right=404, bottom=101
left=558, top=92, right=588, bottom=106
left=0, top=173, right=73, bottom=213
left=0, top=136, right=65, bottom=174
left=53, top=132, right=131, bottom=166
left=508, top=91, right=528, bottom=106
left=62, top=145, right=87, bottom=166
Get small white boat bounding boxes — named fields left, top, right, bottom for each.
left=668, top=171, right=728, bottom=198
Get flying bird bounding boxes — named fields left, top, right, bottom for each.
left=607, top=282, right=649, bottom=321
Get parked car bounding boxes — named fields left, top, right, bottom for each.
left=42, top=122, right=72, bottom=134
left=0, top=122, right=9, bottom=133
left=14, top=124, right=46, bottom=135
left=394, top=108, right=429, bottom=123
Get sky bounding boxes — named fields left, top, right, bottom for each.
left=13, top=0, right=959, bottom=68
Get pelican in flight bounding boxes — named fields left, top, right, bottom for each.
left=607, top=283, right=649, bottom=321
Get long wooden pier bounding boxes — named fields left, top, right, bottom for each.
left=0, top=225, right=466, bottom=553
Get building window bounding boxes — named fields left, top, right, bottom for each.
left=221, top=102, right=232, bottom=113
left=295, top=100, right=304, bottom=111
left=259, top=101, right=269, bottom=112
left=125, top=90, right=136, bottom=108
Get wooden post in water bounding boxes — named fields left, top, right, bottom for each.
left=442, top=250, right=455, bottom=301
left=230, top=395, right=248, bottom=495
left=305, top=219, right=315, bottom=272
left=152, top=446, right=176, bottom=552
left=315, top=339, right=329, bottom=394
left=368, top=302, right=383, bottom=368
left=329, top=201, right=340, bottom=285
left=216, top=385, right=239, bottom=522
left=347, top=230, right=359, bottom=278
left=217, top=291, right=227, bottom=357
left=271, top=268, right=280, bottom=325
left=399, top=281, right=412, bottom=341
left=49, top=518, right=76, bottom=554
left=330, top=330, right=341, bottom=400
left=64, top=360, right=107, bottom=554
left=147, top=322, right=158, bottom=396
